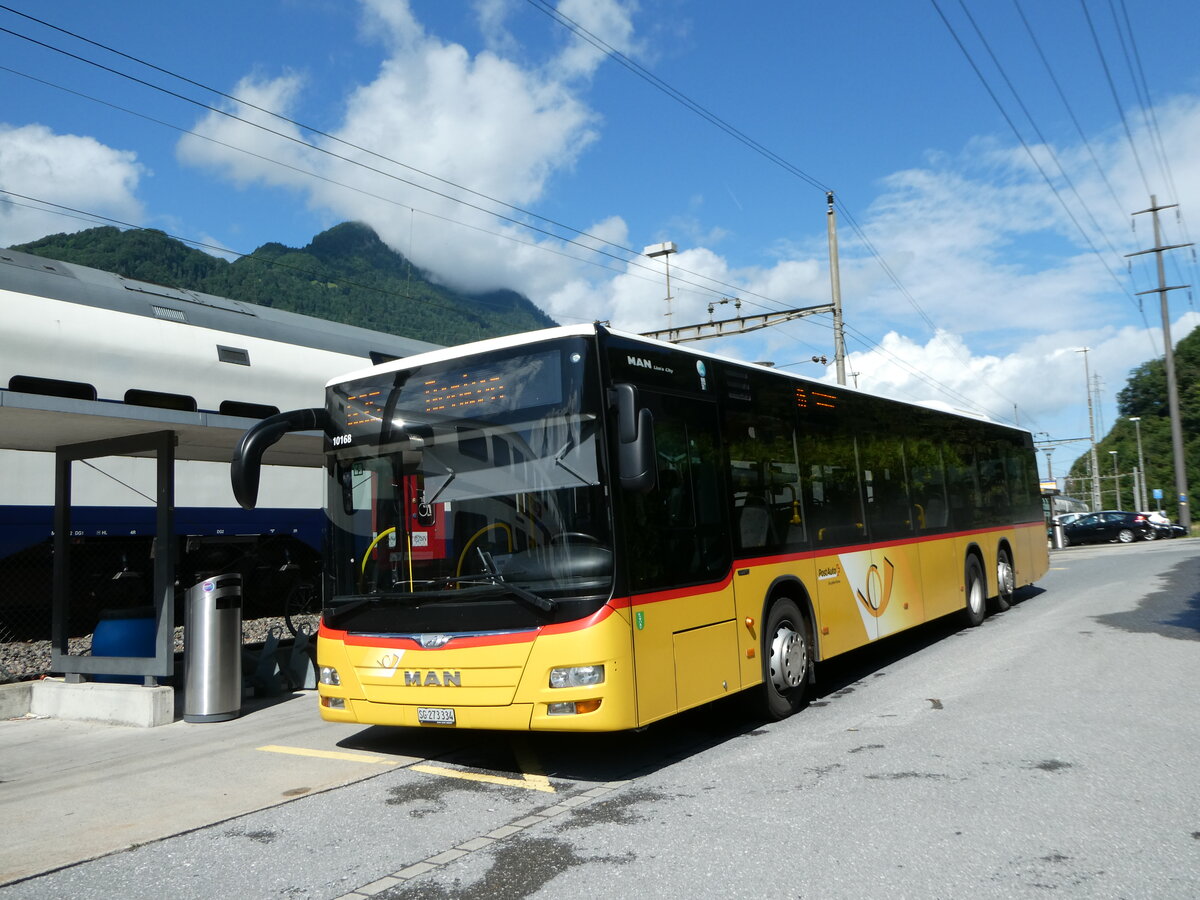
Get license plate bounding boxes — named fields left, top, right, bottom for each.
left=417, top=707, right=456, bottom=725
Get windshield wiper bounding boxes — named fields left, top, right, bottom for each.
left=417, top=466, right=455, bottom=520
left=470, top=548, right=558, bottom=614
left=552, top=438, right=591, bottom=487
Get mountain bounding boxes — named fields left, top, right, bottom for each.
left=10, top=222, right=557, bottom=345
left=1065, top=326, right=1200, bottom=514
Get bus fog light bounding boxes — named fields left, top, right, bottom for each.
left=322, top=696, right=346, bottom=710
left=547, top=699, right=602, bottom=716
left=319, top=666, right=341, bottom=686
left=549, top=665, right=604, bottom=688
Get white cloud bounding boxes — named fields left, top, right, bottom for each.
left=177, top=0, right=610, bottom=296
left=549, top=0, right=640, bottom=80
left=0, top=124, right=144, bottom=247
left=175, top=74, right=312, bottom=191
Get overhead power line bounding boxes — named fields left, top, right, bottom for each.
left=522, top=0, right=831, bottom=194
left=931, top=0, right=1156, bottom=357
left=523, top=0, right=1025, bottom=415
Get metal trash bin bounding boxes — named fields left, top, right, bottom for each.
left=183, top=573, right=243, bottom=722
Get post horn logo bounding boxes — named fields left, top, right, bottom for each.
left=856, top=557, right=895, bottom=619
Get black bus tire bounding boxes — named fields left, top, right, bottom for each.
left=758, top=598, right=810, bottom=720
left=963, top=556, right=986, bottom=627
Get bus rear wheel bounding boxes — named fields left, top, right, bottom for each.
left=962, top=556, right=986, bottom=627
left=758, top=598, right=809, bottom=720
left=990, top=548, right=1015, bottom=613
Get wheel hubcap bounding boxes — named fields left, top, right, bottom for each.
left=769, top=623, right=806, bottom=691
left=968, top=576, right=984, bottom=615
left=997, top=558, right=1014, bottom=596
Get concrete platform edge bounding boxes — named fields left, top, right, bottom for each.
left=30, top=679, right=175, bottom=727
left=0, top=681, right=33, bottom=718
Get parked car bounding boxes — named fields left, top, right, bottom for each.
left=1053, top=512, right=1086, bottom=528
left=1144, top=513, right=1187, bottom=539
left=1061, top=510, right=1154, bottom=546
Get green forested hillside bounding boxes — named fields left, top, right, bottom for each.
left=11, top=222, right=557, bottom=345
left=1067, top=327, right=1200, bottom=512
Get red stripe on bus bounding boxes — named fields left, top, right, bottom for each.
left=728, top=521, right=1044, bottom=568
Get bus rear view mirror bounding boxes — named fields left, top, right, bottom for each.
left=338, top=464, right=357, bottom=516
left=231, top=407, right=330, bottom=509
left=612, top=383, right=656, bottom=493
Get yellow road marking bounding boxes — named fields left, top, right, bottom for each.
left=258, top=743, right=556, bottom=792
left=510, top=736, right=553, bottom=792
left=257, top=744, right=401, bottom=765
left=412, top=764, right=556, bottom=793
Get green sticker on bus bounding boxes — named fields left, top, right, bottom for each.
left=635, top=610, right=644, bottom=630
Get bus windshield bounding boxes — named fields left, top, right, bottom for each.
left=323, top=337, right=612, bottom=631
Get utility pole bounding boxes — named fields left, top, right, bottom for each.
left=1126, top=196, right=1193, bottom=530
left=1128, top=416, right=1147, bottom=511
left=826, top=191, right=847, bottom=386
left=1077, top=348, right=1102, bottom=511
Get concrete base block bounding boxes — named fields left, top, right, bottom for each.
left=31, top=679, right=175, bottom=727
left=0, top=681, right=33, bottom=719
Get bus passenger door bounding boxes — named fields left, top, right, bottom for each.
left=619, top=392, right=737, bottom=724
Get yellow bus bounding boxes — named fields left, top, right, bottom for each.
left=231, top=324, right=1048, bottom=730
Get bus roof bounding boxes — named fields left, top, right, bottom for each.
left=327, top=323, right=1024, bottom=434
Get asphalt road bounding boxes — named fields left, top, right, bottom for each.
left=3, top=540, right=1198, bottom=899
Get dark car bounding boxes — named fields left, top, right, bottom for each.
left=1145, top=516, right=1187, bottom=539
left=1061, top=510, right=1153, bottom=546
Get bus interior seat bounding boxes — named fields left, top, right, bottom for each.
left=738, top=495, right=774, bottom=549
left=921, top=496, right=948, bottom=528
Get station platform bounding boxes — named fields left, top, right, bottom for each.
left=0, top=689, right=425, bottom=886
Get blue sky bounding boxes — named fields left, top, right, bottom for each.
left=2, top=0, right=1199, bottom=484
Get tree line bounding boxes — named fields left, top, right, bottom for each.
left=12, top=221, right=557, bottom=346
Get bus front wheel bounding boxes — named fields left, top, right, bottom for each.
left=963, top=556, right=986, bottom=627
left=758, top=598, right=810, bottom=720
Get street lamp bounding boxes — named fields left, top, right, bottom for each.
left=1109, top=450, right=1119, bottom=509
left=1129, top=416, right=1146, bottom=511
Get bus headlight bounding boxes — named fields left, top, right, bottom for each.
left=319, top=666, right=341, bottom=686
left=549, top=665, right=604, bottom=688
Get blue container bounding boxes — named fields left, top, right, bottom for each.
left=92, top=607, right=157, bottom=683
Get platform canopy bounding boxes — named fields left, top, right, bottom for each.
left=0, top=389, right=321, bottom=464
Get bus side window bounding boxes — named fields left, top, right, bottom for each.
left=724, top=414, right=806, bottom=554
left=798, top=420, right=867, bottom=547
left=859, top=431, right=914, bottom=541
left=943, top=441, right=981, bottom=531
left=907, top=437, right=949, bottom=533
